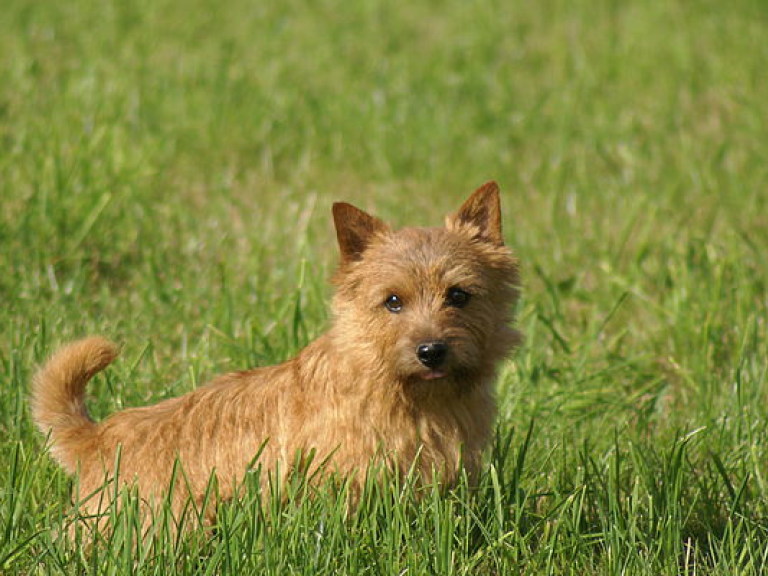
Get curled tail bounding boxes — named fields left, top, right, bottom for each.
left=31, top=337, right=119, bottom=473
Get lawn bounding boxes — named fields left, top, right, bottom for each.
left=1, top=0, right=767, bottom=573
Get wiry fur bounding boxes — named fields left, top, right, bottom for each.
left=31, top=182, right=521, bottom=530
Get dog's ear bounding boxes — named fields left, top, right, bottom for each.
left=332, top=202, right=390, bottom=263
left=447, top=181, right=504, bottom=246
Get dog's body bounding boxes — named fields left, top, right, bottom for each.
left=32, top=182, right=520, bottom=525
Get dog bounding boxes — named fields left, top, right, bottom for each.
left=31, top=181, right=520, bottom=529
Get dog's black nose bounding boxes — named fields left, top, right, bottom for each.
left=417, top=341, right=448, bottom=369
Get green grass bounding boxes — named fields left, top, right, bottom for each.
left=2, top=0, right=768, bottom=573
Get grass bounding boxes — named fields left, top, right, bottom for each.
left=2, top=0, right=768, bottom=573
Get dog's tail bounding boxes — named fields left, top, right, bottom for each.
left=31, top=337, right=119, bottom=473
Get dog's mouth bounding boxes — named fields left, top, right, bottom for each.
left=419, top=369, right=448, bottom=381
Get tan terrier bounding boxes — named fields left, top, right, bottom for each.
left=32, top=182, right=520, bottom=527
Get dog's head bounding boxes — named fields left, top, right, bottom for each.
left=330, top=182, right=521, bottom=394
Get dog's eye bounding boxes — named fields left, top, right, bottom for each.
left=446, top=287, right=471, bottom=308
left=384, top=294, right=403, bottom=313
